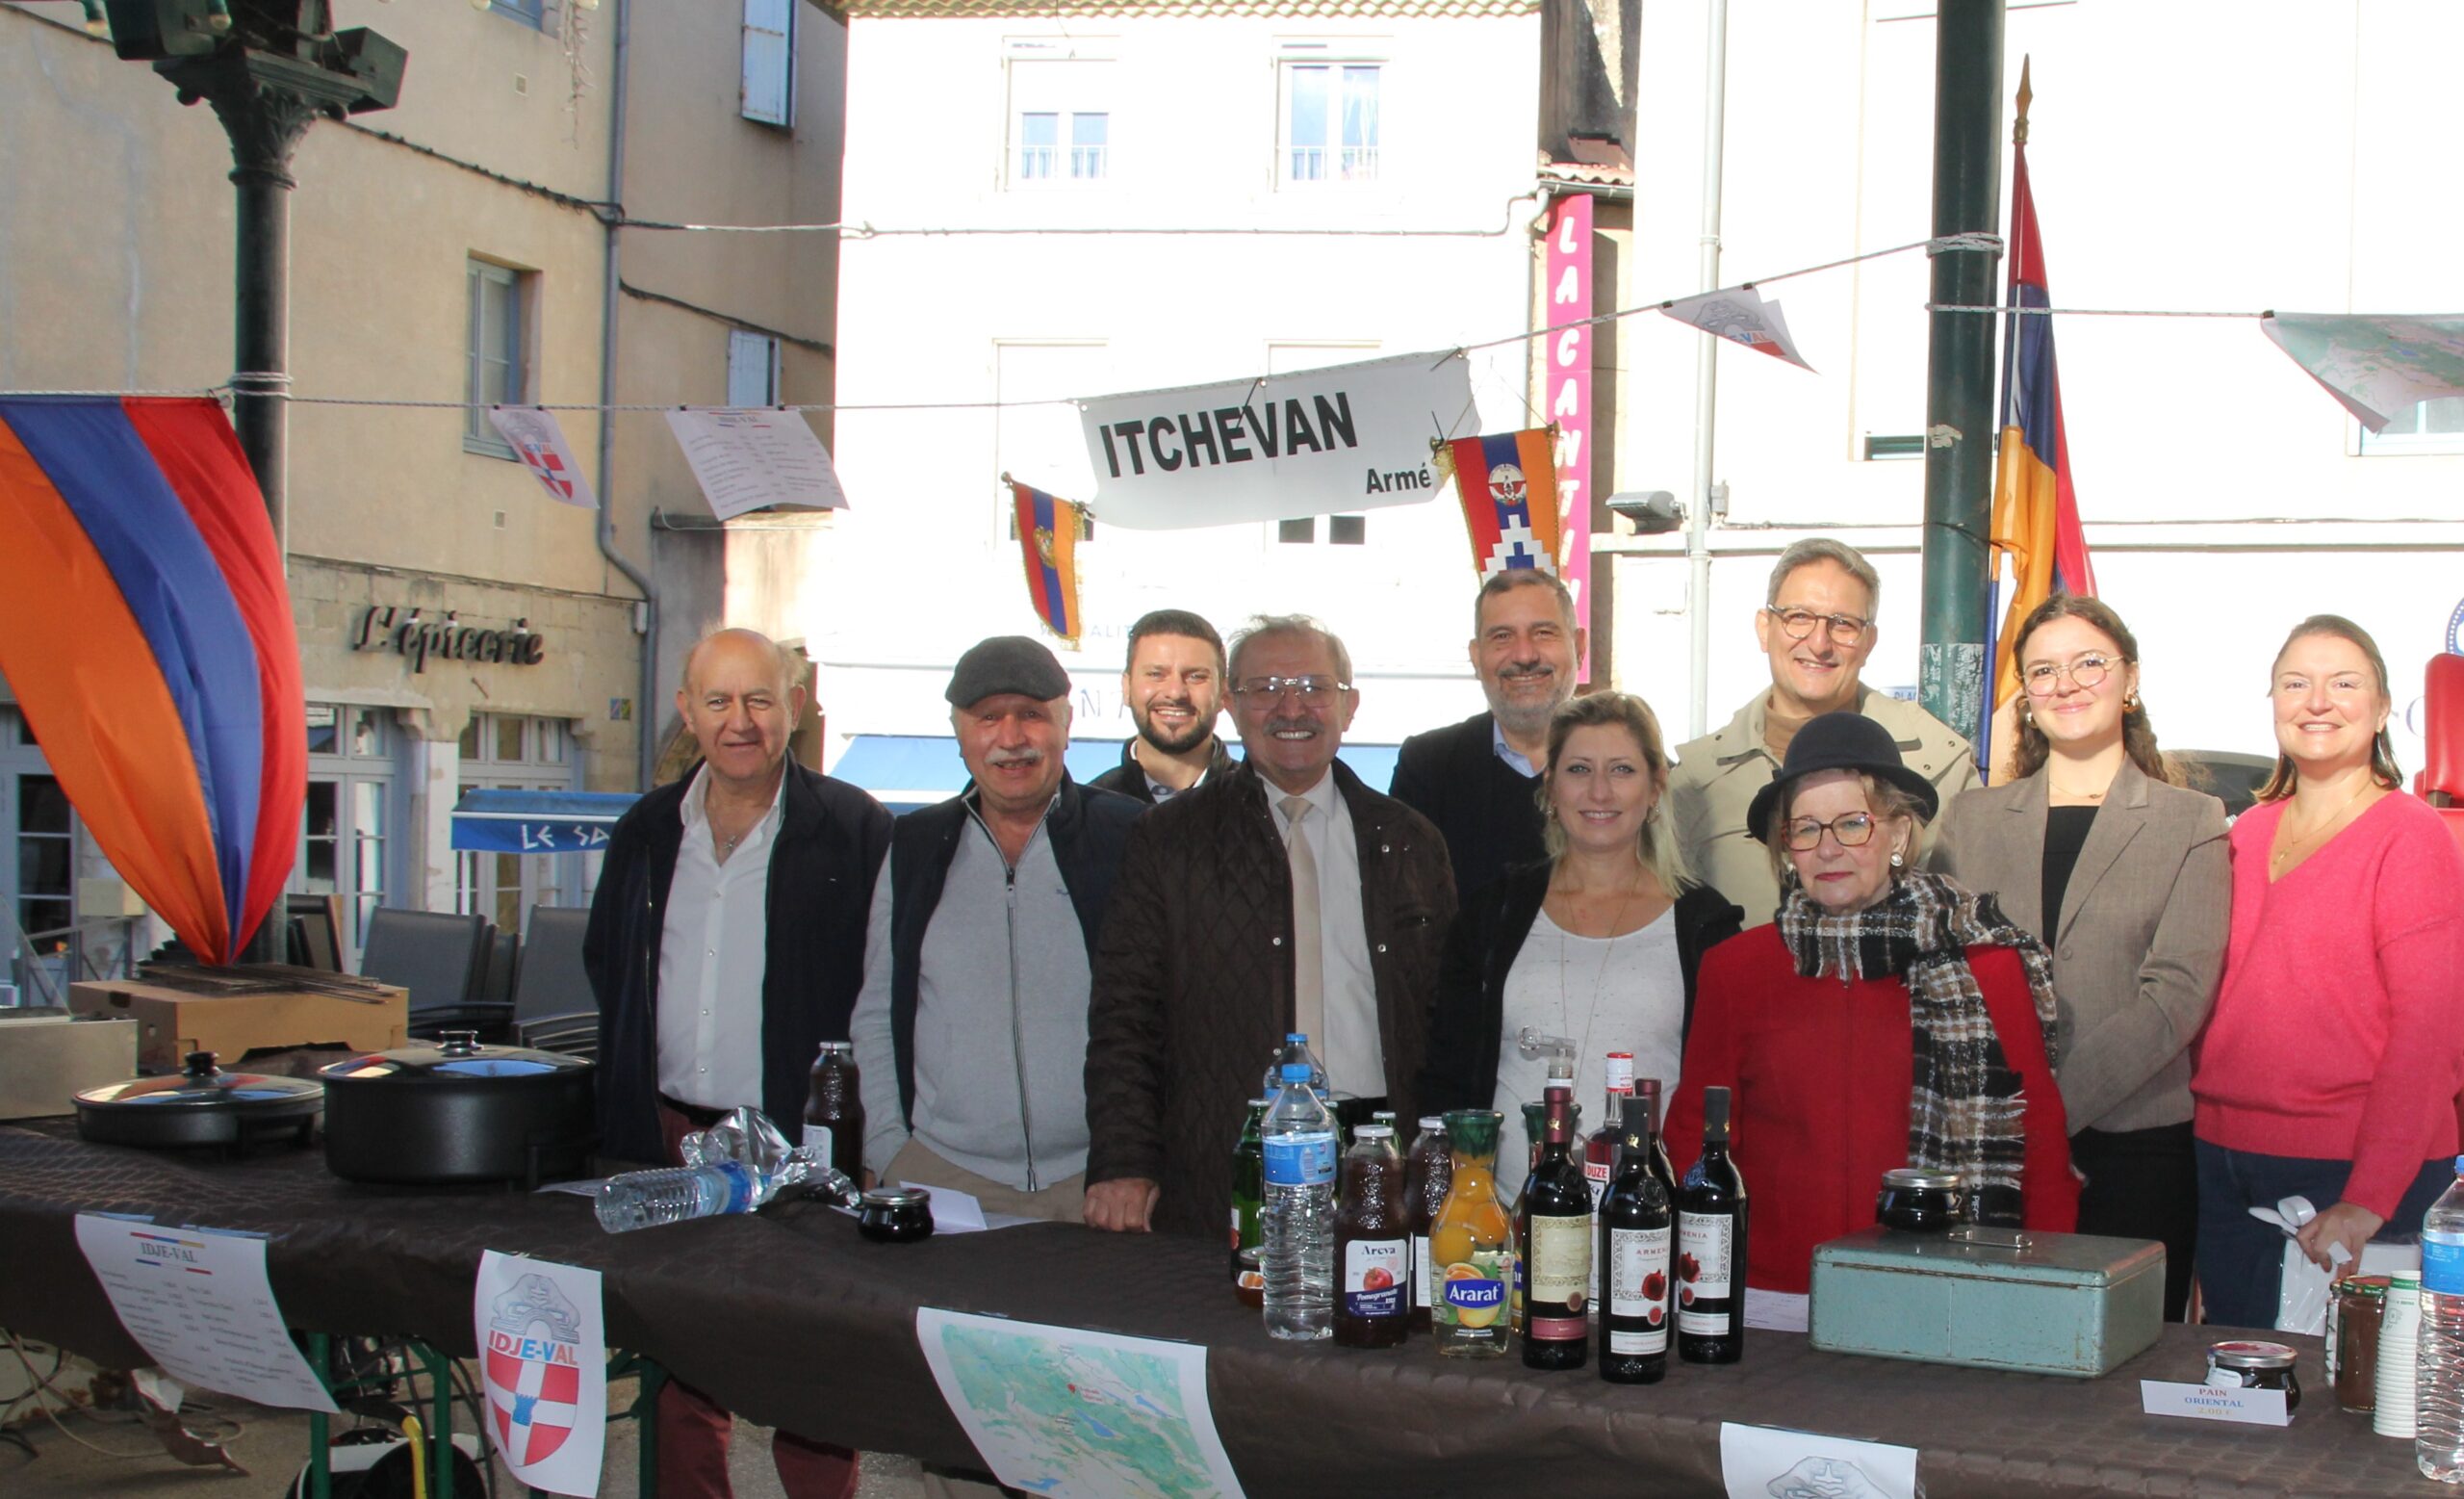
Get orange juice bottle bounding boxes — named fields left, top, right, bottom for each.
left=1430, top=1109, right=1512, bottom=1358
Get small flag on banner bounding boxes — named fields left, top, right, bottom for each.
left=1008, top=477, right=1083, bottom=645
left=1660, top=287, right=1816, bottom=372
left=485, top=407, right=599, bottom=509
left=1434, top=428, right=1562, bottom=582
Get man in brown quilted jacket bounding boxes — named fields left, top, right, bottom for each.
left=1083, top=614, right=1457, bottom=1235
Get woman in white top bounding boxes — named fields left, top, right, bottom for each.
left=1418, top=692, right=1744, bottom=1198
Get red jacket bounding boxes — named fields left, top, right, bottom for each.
left=1667, top=925, right=2078, bottom=1295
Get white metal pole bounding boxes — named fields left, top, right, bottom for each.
left=1685, top=0, right=1731, bottom=737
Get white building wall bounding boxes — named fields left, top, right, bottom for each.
left=1610, top=0, right=2464, bottom=775
left=820, top=12, right=1547, bottom=753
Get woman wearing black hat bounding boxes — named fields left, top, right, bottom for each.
left=1665, top=711, right=2078, bottom=1318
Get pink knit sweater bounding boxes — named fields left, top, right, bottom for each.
left=2192, top=792, right=2464, bottom=1218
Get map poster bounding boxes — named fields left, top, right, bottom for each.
left=913, top=1308, right=1246, bottom=1498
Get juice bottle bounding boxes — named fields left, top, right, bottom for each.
left=1402, top=1117, right=1452, bottom=1334
left=1430, top=1109, right=1512, bottom=1358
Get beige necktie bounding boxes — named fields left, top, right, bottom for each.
left=1281, top=795, right=1325, bottom=1051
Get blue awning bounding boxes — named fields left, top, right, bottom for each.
left=450, top=789, right=638, bottom=853
left=828, top=737, right=1402, bottom=813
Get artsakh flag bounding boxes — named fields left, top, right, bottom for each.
left=1008, top=478, right=1083, bottom=645
left=1437, top=428, right=1562, bottom=581
left=0, top=398, right=303, bottom=965
left=1987, top=122, right=2096, bottom=738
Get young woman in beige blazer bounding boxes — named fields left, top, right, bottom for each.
left=1933, top=595, right=2229, bottom=1320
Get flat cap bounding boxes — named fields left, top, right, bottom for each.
left=946, top=635, right=1070, bottom=707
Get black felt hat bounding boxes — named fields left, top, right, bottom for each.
left=946, top=635, right=1069, bottom=707
left=1744, top=710, right=1940, bottom=843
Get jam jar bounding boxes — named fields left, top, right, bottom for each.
left=1875, top=1168, right=1965, bottom=1232
left=858, top=1186, right=934, bottom=1243
left=2205, top=1340, right=2301, bottom=1411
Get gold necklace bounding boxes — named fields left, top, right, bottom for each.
left=2271, top=780, right=2373, bottom=871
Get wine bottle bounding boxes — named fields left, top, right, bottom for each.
left=1583, top=1051, right=1635, bottom=1306
left=1599, top=1092, right=1672, bottom=1384
left=1519, top=1082, right=1591, bottom=1371
left=1676, top=1085, right=1746, bottom=1364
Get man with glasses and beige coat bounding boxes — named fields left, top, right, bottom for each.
left=1667, top=539, right=1981, bottom=928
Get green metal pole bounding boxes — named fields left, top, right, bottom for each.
left=306, top=1332, right=332, bottom=1499
left=422, top=1344, right=454, bottom=1499
left=1918, top=0, right=2006, bottom=738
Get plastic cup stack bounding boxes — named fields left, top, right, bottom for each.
left=2378, top=1273, right=2424, bottom=1438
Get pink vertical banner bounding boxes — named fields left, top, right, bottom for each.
left=1545, top=194, right=1595, bottom=680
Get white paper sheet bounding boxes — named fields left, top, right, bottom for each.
left=2140, top=1380, right=2292, bottom=1428
left=72, top=1214, right=338, bottom=1413
left=1662, top=287, right=1817, bottom=372
left=1744, top=1288, right=1810, bottom=1332
left=484, top=407, right=600, bottom=509
left=915, top=1308, right=1245, bottom=1498
left=2261, top=312, right=2464, bottom=432
left=473, top=1251, right=608, bottom=1497
left=1720, top=1421, right=1918, bottom=1499
left=664, top=407, right=850, bottom=520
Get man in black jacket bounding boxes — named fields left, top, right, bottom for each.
left=1088, top=607, right=1234, bottom=805
left=1391, top=568, right=1584, bottom=897
left=582, top=628, right=889, bottom=1499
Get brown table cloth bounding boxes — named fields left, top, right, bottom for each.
left=0, top=1122, right=2421, bottom=1496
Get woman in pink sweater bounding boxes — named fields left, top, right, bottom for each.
left=2191, top=615, right=2464, bottom=1327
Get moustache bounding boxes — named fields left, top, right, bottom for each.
left=985, top=746, right=1046, bottom=768
left=1498, top=660, right=1555, bottom=682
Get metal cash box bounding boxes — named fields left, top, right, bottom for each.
left=1810, top=1225, right=2163, bottom=1378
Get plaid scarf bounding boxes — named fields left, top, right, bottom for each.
left=1775, top=867, right=2059, bottom=1226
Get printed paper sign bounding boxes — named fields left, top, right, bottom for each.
left=1663, top=287, right=1817, bottom=372
left=2139, top=1380, right=2293, bottom=1428
left=915, top=1307, right=1245, bottom=1497
left=665, top=407, right=851, bottom=520
left=2261, top=312, right=2464, bottom=432
left=474, top=1251, right=608, bottom=1497
left=1077, top=349, right=1475, bottom=530
left=485, top=407, right=599, bottom=509
left=72, top=1214, right=338, bottom=1413
left=1720, top=1422, right=1918, bottom=1499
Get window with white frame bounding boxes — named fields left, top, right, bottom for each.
left=2358, top=396, right=2464, bottom=454
left=1009, top=56, right=1112, bottom=186
left=465, top=258, right=533, bottom=458
left=742, top=0, right=796, bottom=127
left=728, top=329, right=782, bottom=408
left=1280, top=56, right=1381, bottom=185
left=296, top=703, right=396, bottom=966
left=456, top=713, right=584, bottom=937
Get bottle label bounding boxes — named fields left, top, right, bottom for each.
left=1585, top=1158, right=1612, bottom=1207
left=1609, top=1329, right=1663, bottom=1356
left=1434, top=1251, right=1510, bottom=1330
left=1528, top=1213, right=1591, bottom=1309
left=1343, top=1238, right=1408, bottom=1318
left=2426, top=1228, right=2464, bottom=1295
left=1609, top=1224, right=1672, bottom=1346
left=1262, top=1130, right=1336, bottom=1186
left=1411, top=1234, right=1430, bottom=1310
left=1229, top=1202, right=1239, bottom=1250
left=710, top=1161, right=757, bottom=1215
left=801, top=1124, right=831, bottom=1161
left=1677, top=1212, right=1732, bottom=1334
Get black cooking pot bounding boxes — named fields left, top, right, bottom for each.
left=74, top=1050, right=323, bottom=1150
left=318, top=1031, right=594, bottom=1186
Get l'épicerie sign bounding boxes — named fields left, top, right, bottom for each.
left=352, top=607, right=545, bottom=673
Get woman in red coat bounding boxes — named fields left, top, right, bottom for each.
left=1668, top=712, right=2078, bottom=1325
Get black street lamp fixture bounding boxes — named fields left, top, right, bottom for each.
left=96, top=0, right=406, bottom=551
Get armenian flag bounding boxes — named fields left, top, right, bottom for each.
left=1988, top=70, right=2095, bottom=749
left=1008, top=478, right=1083, bottom=645
left=1436, top=427, right=1562, bottom=581
left=0, top=398, right=303, bottom=965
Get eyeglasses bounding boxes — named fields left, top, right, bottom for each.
left=2020, top=652, right=2119, bottom=696
left=1766, top=607, right=1871, bottom=646
left=1784, top=812, right=1879, bottom=851
left=1230, top=675, right=1348, bottom=700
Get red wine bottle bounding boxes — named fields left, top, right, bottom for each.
left=1676, top=1085, right=1746, bottom=1364
left=1598, top=1093, right=1671, bottom=1384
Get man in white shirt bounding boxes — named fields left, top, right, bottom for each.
left=584, top=628, right=890, bottom=1499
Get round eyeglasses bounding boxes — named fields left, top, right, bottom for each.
left=2020, top=653, right=2118, bottom=697
left=1784, top=812, right=1878, bottom=852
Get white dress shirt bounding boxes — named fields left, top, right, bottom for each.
left=1279, top=771, right=1384, bottom=1097
left=654, top=764, right=786, bottom=1111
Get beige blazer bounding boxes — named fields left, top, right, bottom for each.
left=1930, top=758, right=2230, bottom=1134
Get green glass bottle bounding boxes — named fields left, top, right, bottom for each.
left=1231, top=1097, right=1267, bottom=1307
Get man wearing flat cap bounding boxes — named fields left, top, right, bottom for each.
left=849, top=636, right=1142, bottom=1226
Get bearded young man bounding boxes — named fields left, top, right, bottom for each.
left=1090, top=608, right=1232, bottom=806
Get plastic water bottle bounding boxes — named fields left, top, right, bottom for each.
left=596, top=1160, right=774, bottom=1233
left=1263, top=1033, right=1328, bottom=1102
left=2418, top=1155, right=2464, bottom=1481
left=1260, top=1061, right=1338, bottom=1340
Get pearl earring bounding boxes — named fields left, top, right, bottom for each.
left=1889, top=851, right=1904, bottom=868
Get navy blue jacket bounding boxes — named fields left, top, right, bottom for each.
left=583, top=759, right=892, bottom=1165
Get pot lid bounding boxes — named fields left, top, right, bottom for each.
left=860, top=1186, right=931, bottom=1208
left=76, top=1051, right=324, bottom=1114
left=1881, top=1168, right=1963, bottom=1190
left=2208, top=1339, right=2298, bottom=1369
left=318, top=1029, right=593, bottom=1083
